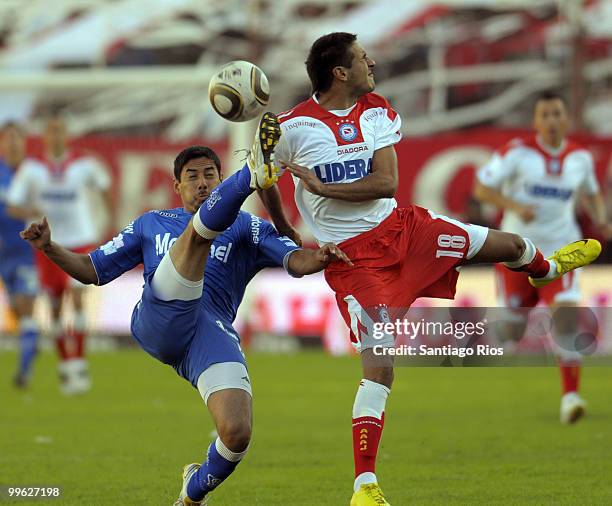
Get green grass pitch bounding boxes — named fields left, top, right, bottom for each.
left=1, top=350, right=611, bottom=505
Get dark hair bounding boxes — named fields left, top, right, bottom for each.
left=1, top=120, right=25, bottom=135
left=173, top=145, right=221, bottom=180
left=536, top=91, right=566, bottom=104
left=306, top=32, right=357, bottom=94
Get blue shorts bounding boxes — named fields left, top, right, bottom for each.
left=0, top=253, right=38, bottom=298
left=130, top=276, right=246, bottom=387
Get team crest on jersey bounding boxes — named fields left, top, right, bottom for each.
left=338, top=122, right=358, bottom=142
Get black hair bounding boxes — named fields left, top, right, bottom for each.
left=537, top=91, right=566, bottom=104
left=173, top=145, right=221, bottom=180
left=1, top=120, right=25, bottom=135
left=305, top=32, right=357, bottom=94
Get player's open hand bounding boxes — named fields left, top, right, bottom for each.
left=20, top=216, right=52, bottom=250
left=280, top=160, right=326, bottom=196
left=316, top=242, right=353, bottom=267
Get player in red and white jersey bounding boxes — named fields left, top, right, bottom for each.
left=260, top=33, right=602, bottom=505
left=475, top=92, right=612, bottom=424
left=7, top=115, right=113, bottom=394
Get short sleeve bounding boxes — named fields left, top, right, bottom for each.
left=87, top=158, right=111, bottom=190
left=580, top=151, right=599, bottom=195
left=6, top=161, right=34, bottom=206
left=89, top=218, right=143, bottom=285
left=477, top=148, right=518, bottom=189
left=374, top=102, right=402, bottom=150
left=255, top=218, right=301, bottom=271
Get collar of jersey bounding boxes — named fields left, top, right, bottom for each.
left=311, top=94, right=356, bottom=117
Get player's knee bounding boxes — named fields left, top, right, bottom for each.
left=507, top=233, right=525, bottom=260
left=364, top=367, right=394, bottom=388
left=217, top=420, right=252, bottom=453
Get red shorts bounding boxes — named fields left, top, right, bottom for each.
left=495, top=264, right=580, bottom=308
left=325, top=206, right=488, bottom=350
left=36, top=244, right=94, bottom=299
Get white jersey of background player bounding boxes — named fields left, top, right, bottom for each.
left=8, top=152, right=110, bottom=248
left=275, top=93, right=401, bottom=244
left=478, top=126, right=600, bottom=257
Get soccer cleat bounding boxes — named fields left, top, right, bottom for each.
left=173, top=463, right=208, bottom=506
left=529, top=239, right=602, bottom=288
left=13, top=372, right=29, bottom=389
left=560, top=392, right=587, bottom=424
left=350, top=483, right=391, bottom=506
left=246, top=111, right=281, bottom=190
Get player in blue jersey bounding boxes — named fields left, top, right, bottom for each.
left=0, top=122, right=40, bottom=388
left=21, top=113, right=352, bottom=505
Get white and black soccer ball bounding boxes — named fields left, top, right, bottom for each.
left=208, top=60, right=270, bottom=122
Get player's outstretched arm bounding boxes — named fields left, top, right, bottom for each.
left=473, top=181, right=536, bottom=223
left=280, top=145, right=398, bottom=202
left=287, top=243, right=353, bottom=276
left=20, top=217, right=98, bottom=285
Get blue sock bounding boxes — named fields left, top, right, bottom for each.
left=18, top=318, right=39, bottom=378
left=196, top=164, right=253, bottom=233
left=187, top=438, right=244, bottom=501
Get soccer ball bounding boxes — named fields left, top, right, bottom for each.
left=208, top=60, right=270, bottom=122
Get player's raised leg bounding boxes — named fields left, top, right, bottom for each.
left=466, top=229, right=601, bottom=282
left=191, top=111, right=281, bottom=242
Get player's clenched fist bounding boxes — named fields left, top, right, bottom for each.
left=20, top=216, right=52, bottom=250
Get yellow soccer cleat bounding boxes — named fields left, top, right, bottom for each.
left=529, top=239, right=602, bottom=288
left=350, top=483, right=391, bottom=506
left=246, top=111, right=282, bottom=190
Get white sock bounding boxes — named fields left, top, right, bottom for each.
left=352, top=379, right=390, bottom=419
left=355, top=472, right=378, bottom=491
left=215, top=437, right=249, bottom=462
left=192, top=211, right=220, bottom=240
left=504, top=237, right=536, bottom=269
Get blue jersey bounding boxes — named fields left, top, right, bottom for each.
left=0, top=160, right=32, bottom=259
left=89, top=208, right=300, bottom=322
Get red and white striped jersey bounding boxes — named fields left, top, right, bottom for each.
left=275, top=93, right=402, bottom=244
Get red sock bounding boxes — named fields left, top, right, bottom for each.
left=352, top=413, right=385, bottom=478
left=560, top=363, right=580, bottom=394
left=511, top=249, right=551, bottom=278
left=55, top=335, right=70, bottom=360
left=73, top=331, right=86, bottom=358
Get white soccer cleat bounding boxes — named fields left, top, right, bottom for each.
left=560, top=392, right=587, bottom=424
left=246, top=111, right=281, bottom=190
left=173, top=463, right=208, bottom=505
